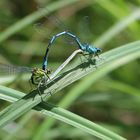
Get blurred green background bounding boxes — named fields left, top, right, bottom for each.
left=0, top=0, right=140, bottom=140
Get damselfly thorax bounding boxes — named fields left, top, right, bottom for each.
left=31, top=68, right=51, bottom=86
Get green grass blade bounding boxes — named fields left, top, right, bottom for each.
left=0, top=85, right=25, bottom=102
left=102, top=79, right=140, bottom=97
left=0, top=86, right=126, bottom=140
left=33, top=40, right=140, bottom=139
left=39, top=103, right=126, bottom=140
left=96, top=0, right=140, bottom=36
left=94, top=9, right=140, bottom=48
left=0, top=41, right=140, bottom=138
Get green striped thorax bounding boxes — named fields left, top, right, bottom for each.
left=31, top=68, right=51, bottom=86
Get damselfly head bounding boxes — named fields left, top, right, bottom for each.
left=32, top=68, right=51, bottom=76
left=96, top=48, right=102, bottom=53
left=32, top=68, right=38, bottom=74
left=32, top=68, right=44, bottom=76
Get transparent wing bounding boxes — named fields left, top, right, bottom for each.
left=77, top=16, right=93, bottom=43
left=0, top=63, right=32, bottom=75
left=33, top=5, right=77, bottom=46
left=33, top=22, right=52, bottom=40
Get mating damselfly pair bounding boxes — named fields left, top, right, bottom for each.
left=0, top=8, right=102, bottom=101
left=0, top=31, right=102, bottom=100
left=34, top=6, right=102, bottom=71
left=0, top=30, right=102, bottom=82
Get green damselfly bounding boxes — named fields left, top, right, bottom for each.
left=0, top=63, right=51, bottom=87
left=0, top=50, right=82, bottom=100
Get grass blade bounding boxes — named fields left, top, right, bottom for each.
left=0, top=86, right=126, bottom=140
left=0, top=41, right=140, bottom=139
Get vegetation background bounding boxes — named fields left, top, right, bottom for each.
left=0, top=0, right=140, bottom=140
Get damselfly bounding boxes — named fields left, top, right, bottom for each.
left=33, top=6, right=102, bottom=70
left=0, top=63, right=52, bottom=101
left=0, top=63, right=51, bottom=89
left=0, top=50, right=81, bottom=99
left=42, top=31, right=102, bottom=70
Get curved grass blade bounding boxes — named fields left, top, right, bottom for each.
left=0, top=41, right=140, bottom=139
left=32, top=40, right=140, bottom=140
left=0, top=85, right=126, bottom=140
